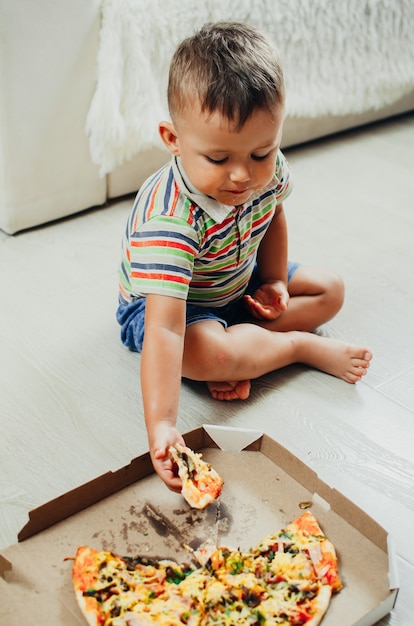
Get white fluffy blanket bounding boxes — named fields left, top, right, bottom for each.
left=86, top=0, right=414, bottom=176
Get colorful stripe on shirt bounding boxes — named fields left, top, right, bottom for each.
left=118, top=151, right=292, bottom=307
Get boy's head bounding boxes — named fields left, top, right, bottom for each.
left=168, top=22, right=285, bottom=129
left=159, top=22, right=285, bottom=206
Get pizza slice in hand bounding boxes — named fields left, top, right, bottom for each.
left=169, top=444, right=224, bottom=509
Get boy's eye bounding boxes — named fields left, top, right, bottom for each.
left=251, top=153, right=270, bottom=162
left=205, top=151, right=272, bottom=164
left=206, top=156, right=228, bottom=165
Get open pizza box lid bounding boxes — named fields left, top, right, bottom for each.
left=0, top=425, right=399, bottom=625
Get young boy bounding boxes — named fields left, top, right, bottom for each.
left=116, top=22, right=372, bottom=491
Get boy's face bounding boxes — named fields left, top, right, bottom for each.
left=159, top=103, right=284, bottom=206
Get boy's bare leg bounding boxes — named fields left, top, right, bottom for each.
left=183, top=322, right=372, bottom=400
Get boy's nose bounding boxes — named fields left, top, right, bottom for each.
left=229, top=164, right=251, bottom=183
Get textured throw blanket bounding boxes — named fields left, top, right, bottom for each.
left=86, top=0, right=414, bottom=175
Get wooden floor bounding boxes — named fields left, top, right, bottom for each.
left=1, top=113, right=413, bottom=624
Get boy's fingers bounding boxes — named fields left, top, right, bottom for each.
left=153, top=447, right=167, bottom=460
left=245, top=295, right=281, bottom=320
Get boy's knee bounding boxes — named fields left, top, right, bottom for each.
left=326, top=272, right=345, bottom=312
left=201, top=347, right=234, bottom=380
left=183, top=338, right=234, bottom=381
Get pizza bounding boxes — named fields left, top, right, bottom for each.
left=169, top=444, right=224, bottom=509
left=71, top=511, right=342, bottom=625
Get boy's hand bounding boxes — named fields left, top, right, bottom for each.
left=149, top=421, right=185, bottom=492
left=244, top=281, right=289, bottom=320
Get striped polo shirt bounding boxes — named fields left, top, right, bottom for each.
left=118, top=151, right=292, bottom=307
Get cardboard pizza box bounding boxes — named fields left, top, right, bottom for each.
left=0, top=425, right=399, bottom=625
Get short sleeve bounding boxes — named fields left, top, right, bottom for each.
left=128, top=215, right=199, bottom=299
left=274, top=150, right=293, bottom=204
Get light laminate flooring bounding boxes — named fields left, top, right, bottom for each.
left=1, top=113, right=414, bottom=624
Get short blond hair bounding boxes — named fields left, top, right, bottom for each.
left=168, top=22, right=285, bottom=129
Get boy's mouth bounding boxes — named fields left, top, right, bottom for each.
left=225, top=188, right=250, bottom=196
left=219, top=187, right=255, bottom=205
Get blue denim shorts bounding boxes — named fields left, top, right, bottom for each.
left=116, top=261, right=300, bottom=352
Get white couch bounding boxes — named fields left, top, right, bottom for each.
left=1, top=0, right=413, bottom=235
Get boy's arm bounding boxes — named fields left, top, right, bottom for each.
left=244, top=203, right=289, bottom=319
left=141, top=293, right=187, bottom=490
left=257, top=202, right=288, bottom=282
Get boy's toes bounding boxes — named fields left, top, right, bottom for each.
left=352, top=358, right=370, bottom=370
left=234, top=380, right=251, bottom=400
left=345, top=370, right=363, bottom=384
left=346, top=361, right=370, bottom=383
left=358, top=349, right=373, bottom=364
left=206, top=380, right=251, bottom=401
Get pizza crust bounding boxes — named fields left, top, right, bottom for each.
left=74, top=590, right=99, bottom=626
left=305, top=584, right=332, bottom=626
left=72, top=547, right=102, bottom=626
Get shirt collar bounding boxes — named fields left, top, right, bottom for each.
left=172, top=156, right=279, bottom=223
left=172, top=157, right=231, bottom=222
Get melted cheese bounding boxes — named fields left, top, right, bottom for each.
left=269, top=550, right=315, bottom=580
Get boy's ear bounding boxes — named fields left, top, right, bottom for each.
left=158, top=121, right=180, bottom=156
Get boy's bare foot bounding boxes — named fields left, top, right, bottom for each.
left=207, top=379, right=251, bottom=401
left=299, top=334, right=372, bottom=383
